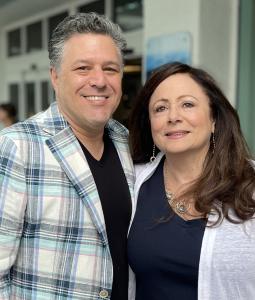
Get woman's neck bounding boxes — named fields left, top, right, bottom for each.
left=164, top=152, right=205, bottom=189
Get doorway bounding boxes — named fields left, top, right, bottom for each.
left=237, top=0, right=255, bottom=154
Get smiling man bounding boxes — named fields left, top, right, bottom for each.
left=0, top=13, right=134, bottom=300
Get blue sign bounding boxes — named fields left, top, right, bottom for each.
left=145, top=32, right=192, bottom=79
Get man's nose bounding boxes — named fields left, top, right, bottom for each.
left=88, top=69, right=107, bottom=89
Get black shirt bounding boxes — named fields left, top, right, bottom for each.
left=128, top=159, right=206, bottom=300
left=79, top=131, right=131, bottom=300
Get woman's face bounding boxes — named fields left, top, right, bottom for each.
left=149, top=73, right=215, bottom=159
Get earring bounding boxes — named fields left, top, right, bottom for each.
left=211, top=133, right=216, bottom=154
left=150, top=144, right=156, bottom=162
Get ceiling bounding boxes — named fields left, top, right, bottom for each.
left=0, top=0, right=14, bottom=6
left=0, top=0, right=70, bottom=26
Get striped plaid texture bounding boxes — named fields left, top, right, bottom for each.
left=0, top=102, right=135, bottom=299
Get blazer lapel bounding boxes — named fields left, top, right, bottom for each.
left=45, top=127, right=108, bottom=245
left=107, top=120, right=135, bottom=214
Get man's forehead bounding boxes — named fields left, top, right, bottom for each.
left=61, top=34, right=123, bottom=65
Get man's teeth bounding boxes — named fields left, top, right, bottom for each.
left=84, top=96, right=107, bottom=101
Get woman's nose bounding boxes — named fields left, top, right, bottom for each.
left=167, top=107, right=182, bottom=124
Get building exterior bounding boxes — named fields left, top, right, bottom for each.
left=0, top=0, right=143, bottom=124
left=0, top=0, right=254, bottom=152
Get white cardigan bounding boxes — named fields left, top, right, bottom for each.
left=129, top=152, right=255, bottom=300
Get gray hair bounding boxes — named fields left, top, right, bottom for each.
left=48, top=12, right=127, bottom=71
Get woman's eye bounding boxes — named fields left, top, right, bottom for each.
left=155, top=106, right=167, bottom=112
left=183, top=102, right=194, bottom=108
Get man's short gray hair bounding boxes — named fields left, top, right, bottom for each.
left=48, top=12, right=127, bottom=71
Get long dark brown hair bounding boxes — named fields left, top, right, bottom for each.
left=129, top=62, right=255, bottom=225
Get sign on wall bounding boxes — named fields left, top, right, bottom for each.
left=145, top=31, right=192, bottom=80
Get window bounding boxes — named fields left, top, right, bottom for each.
left=41, top=81, right=50, bottom=110
left=8, top=83, right=19, bottom=114
left=26, top=21, right=42, bottom=53
left=78, top=0, right=105, bottom=14
left=114, top=0, right=143, bottom=32
left=25, top=82, right=35, bottom=117
left=7, top=28, right=21, bottom=56
left=113, top=57, right=142, bottom=127
left=48, top=11, right=69, bottom=41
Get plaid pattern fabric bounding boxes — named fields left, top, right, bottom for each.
left=0, top=102, right=135, bottom=299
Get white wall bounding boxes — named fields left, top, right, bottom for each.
left=199, top=0, right=239, bottom=104
left=143, top=0, right=239, bottom=105
left=144, top=0, right=201, bottom=64
left=0, top=30, right=7, bottom=101
left=125, top=29, right=143, bottom=56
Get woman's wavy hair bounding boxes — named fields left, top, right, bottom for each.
left=129, top=62, right=255, bottom=225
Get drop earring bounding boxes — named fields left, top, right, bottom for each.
left=150, top=144, right=156, bottom=162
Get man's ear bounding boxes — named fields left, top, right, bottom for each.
left=50, top=67, right=58, bottom=92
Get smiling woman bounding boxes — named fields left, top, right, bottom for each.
left=128, top=61, right=255, bottom=300
left=148, top=73, right=214, bottom=162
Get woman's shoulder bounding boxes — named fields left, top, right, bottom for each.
left=134, top=152, right=165, bottom=178
left=134, top=163, right=147, bottom=176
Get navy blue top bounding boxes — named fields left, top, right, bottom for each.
left=79, top=131, right=131, bottom=300
left=128, top=159, right=206, bottom=300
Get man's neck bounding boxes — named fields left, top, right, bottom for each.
left=73, top=127, right=105, bottom=161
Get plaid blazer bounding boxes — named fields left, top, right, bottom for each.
left=0, top=102, right=135, bottom=299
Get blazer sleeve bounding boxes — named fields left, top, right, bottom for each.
left=0, top=135, right=27, bottom=298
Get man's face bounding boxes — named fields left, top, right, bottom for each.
left=50, top=33, right=123, bottom=135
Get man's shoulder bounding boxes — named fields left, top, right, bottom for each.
left=106, top=118, right=129, bottom=138
left=0, top=102, right=67, bottom=140
left=0, top=111, right=48, bottom=140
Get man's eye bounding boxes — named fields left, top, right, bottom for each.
left=77, top=66, right=89, bottom=71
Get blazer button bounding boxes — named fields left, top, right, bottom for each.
left=99, top=289, right=108, bottom=298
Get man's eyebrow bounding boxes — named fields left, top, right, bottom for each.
left=103, top=61, right=122, bottom=67
left=72, top=59, right=122, bottom=68
left=72, top=59, right=90, bottom=65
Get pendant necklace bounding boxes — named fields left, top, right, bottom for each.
left=164, top=161, right=190, bottom=215
left=165, top=189, right=190, bottom=214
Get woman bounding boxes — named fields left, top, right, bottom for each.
left=128, top=62, right=255, bottom=300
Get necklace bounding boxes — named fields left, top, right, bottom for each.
left=163, top=161, right=190, bottom=215
left=165, top=189, right=190, bottom=214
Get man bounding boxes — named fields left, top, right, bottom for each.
left=0, top=13, right=134, bottom=299
left=0, top=103, right=17, bottom=128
